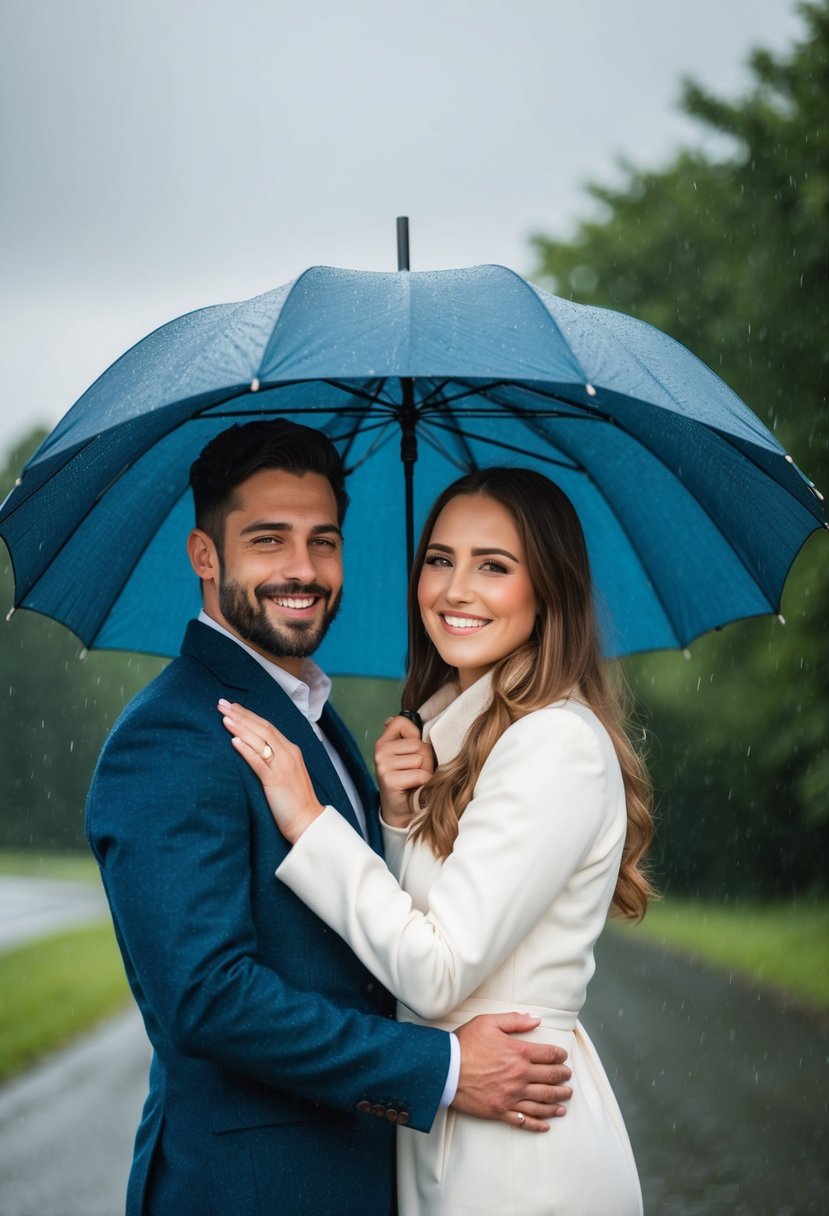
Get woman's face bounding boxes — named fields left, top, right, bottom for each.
left=417, top=493, right=539, bottom=691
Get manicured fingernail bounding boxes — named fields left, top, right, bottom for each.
left=218, top=698, right=231, bottom=710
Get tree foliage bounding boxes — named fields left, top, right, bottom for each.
left=0, top=432, right=165, bottom=849
left=533, top=1, right=829, bottom=896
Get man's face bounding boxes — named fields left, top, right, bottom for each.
left=201, top=468, right=343, bottom=673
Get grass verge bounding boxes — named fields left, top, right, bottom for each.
left=612, top=897, right=829, bottom=1011
left=0, top=921, right=131, bottom=1083
left=0, top=849, right=99, bottom=883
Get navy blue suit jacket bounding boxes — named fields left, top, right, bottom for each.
left=86, top=621, right=448, bottom=1216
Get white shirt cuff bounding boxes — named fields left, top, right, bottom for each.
left=440, top=1033, right=461, bottom=1107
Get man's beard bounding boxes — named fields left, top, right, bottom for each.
left=218, top=577, right=342, bottom=660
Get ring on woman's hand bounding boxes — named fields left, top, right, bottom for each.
left=261, top=744, right=274, bottom=762
left=514, top=1111, right=525, bottom=1127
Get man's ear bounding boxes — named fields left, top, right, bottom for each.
left=187, top=529, right=220, bottom=582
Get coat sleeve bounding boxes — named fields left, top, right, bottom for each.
left=86, top=683, right=449, bottom=1128
left=277, top=706, right=617, bottom=1020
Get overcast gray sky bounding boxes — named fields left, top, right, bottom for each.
left=0, top=0, right=805, bottom=458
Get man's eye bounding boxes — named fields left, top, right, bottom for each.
left=252, top=536, right=280, bottom=545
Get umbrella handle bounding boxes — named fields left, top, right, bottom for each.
left=397, top=709, right=423, bottom=735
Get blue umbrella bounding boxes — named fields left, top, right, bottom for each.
left=0, top=262, right=824, bottom=677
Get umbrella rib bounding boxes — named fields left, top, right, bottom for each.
left=412, top=427, right=476, bottom=474
left=424, top=419, right=583, bottom=473
left=484, top=380, right=800, bottom=611
left=423, top=395, right=480, bottom=471
left=422, top=413, right=688, bottom=644
left=342, top=425, right=399, bottom=473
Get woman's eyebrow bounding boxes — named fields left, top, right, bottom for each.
left=426, top=542, right=518, bottom=561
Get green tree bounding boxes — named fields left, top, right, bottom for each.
left=532, top=1, right=829, bottom=896
left=1, top=431, right=165, bottom=850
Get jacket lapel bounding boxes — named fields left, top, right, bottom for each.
left=181, top=620, right=366, bottom=837
left=320, top=703, right=382, bottom=854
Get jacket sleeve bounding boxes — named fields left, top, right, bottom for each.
left=86, top=687, right=448, bottom=1129
left=277, top=706, right=619, bottom=1020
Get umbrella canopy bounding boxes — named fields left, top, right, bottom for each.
left=0, top=264, right=824, bottom=677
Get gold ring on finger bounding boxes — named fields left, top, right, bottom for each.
left=261, top=744, right=274, bottom=761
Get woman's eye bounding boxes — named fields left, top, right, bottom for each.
left=481, top=559, right=509, bottom=574
left=424, top=553, right=451, bottom=567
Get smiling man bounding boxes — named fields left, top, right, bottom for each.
left=86, top=419, right=572, bottom=1216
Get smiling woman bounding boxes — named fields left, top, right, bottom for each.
left=417, top=493, right=538, bottom=691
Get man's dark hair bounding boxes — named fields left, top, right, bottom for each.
left=189, top=418, right=349, bottom=551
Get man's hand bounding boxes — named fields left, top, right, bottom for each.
left=452, top=1012, right=573, bottom=1133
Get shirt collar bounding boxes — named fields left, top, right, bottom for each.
left=198, top=610, right=331, bottom=724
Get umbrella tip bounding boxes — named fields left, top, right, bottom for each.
left=777, top=614, right=786, bottom=625
left=585, top=383, right=596, bottom=397
left=250, top=377, right=261, bottom=393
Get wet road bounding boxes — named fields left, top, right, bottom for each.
left=0, top=876, right=109, bottom=950
left=0, top=1007, right=150, bottom=1216
left=0, top=927, right=826, bottom=1214
left=584, top=930, right=829, bottom=1215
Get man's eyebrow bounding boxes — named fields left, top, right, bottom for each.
left=240, top=521, right=343, bottom=539
left=426, top=541, right=519, bottom=561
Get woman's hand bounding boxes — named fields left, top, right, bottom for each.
left=218, top=699, right=325, bottom=844
left=374, top=715, right=435, bottom=829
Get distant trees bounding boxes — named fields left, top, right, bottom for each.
left=533, top=1, right=828, bottom=896
left=0, top=431, right=164, bottom=849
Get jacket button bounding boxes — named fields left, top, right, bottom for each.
left=397, top=1112, right=410, bottom=1125
left=356, top=1100, right=371, bottom=1113
left=385, top=1108, right=399, bottom=1122
left=372, top=1104, right=386, bottom=1118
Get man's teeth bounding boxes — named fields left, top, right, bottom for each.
left=443, top=614, right=487, bottom=629
left=274, top=596, right=316, bottom=609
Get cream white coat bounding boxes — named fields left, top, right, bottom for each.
left=278, top=673, right=642, bottom=1216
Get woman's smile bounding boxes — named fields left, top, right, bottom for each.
left=439, top=611, right=492, bottom=634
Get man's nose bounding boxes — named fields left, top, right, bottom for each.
left=281, top=543, right=319, bottom=584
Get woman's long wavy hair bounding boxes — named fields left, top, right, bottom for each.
left=402, top=468, right=655, bottom=921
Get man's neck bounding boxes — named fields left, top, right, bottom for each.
left=199, top=607, right=304, bottom=677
